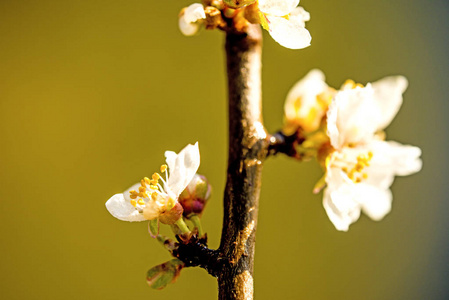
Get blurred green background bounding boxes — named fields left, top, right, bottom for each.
left=1, top=0, right=448, bottom=299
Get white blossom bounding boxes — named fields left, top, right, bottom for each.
left=323, top=76, right=422, bottom=231
left=283, top=69, right=334, bottom=132
left=105, top=143, right=200, bottom=222
left=179, top=3, right=206, bottom=36
left=258, top=0, right=311, bottom=49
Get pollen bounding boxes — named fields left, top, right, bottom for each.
left=140, top=179, right=147, bottom=187
left=342, top=151, right=373, bottom=183
left=144, top=177, right=151, bottom=185
left=137, top=199, right=145, bottom=205
left=130, top=199, right=137, bottom=207
left=150, top=185, right=158, bottom=190
left=160, top=164, right=168, bottom=173
left=342, top=79, right=364, bottom=90
left=139, top=186, right=146, bottom=193
left=152, top=173, right=160, bottom=180
left=129, top=190, right=138, bottom=199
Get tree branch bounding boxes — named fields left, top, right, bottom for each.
left=217, top=24, right=267, bottom=300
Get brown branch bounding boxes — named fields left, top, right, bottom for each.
left=171, top=234, right=220, bottom=277
left=216, top=24, right=267, bottom=300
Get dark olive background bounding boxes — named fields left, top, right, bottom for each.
left=1, top=1, right=448, bottom=299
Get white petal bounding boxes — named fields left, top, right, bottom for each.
left=284, top=69, right=327, bottom=121
left=289, top=6, right=310, bottom=26
left=323, top=185, right=361, bottom=231
left=265, top=15, right=311, bottom=49
left=184, top=3, right=206, bottom=23
left=327, top=86, right=379, bottom=149
left=371, top=76, right=408, bottom=131
left=355, top=184, right=392, bottom=221
left=178, top=3, right=205, bottom=36
left=164, top=151, right=177, bottom=171
left=179, top=16, right=201, bottom=36
left=259, top=0, right=299, bottom=17
left=105, top=193, right=146, bottom=222
left=369, top=140, right=422, bottom=176
left=166, top=142, right=200, bottom=197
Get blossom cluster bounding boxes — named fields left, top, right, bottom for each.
left=283, top=70, right=422, bottom=231
left=178, top=0, right=311, bottom=49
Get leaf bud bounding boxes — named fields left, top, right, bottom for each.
left=146, top=259, right=184, bottom=290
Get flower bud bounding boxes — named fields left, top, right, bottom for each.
left=146, top=259, right=184, bottom=290
left=178, top=174, right=212, bottom=218
left=159, top=202, right=184, bottom=225
left=223, top=0, right=256, bottom=9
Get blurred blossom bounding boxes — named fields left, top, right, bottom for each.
left=179, top=3, right=206, bottom=36
left=258, top=0, right=311, bottom=49
left=323, top=77, right=422, bottom=231
left=283, top=69, right=335, bottom=134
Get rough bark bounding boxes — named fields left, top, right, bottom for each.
left=217, top=24, right=267, bottom=300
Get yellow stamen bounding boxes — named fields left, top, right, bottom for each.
left=343, top=152, right=374, bottom=183
left=160, top=164, right=167, bottom=173
left=137, top=199, right=145, bottom=205
left=151, top=192, right=158, bottom=200
left=140, top=179, right=146, bottom=187
left=139, top=186, right=146, bottom=193
left=130, top=200, right=137, bottom=207
left=129, top=190, right=138, bottom=199
left=150, top=185, right=158, bottom=190
left=152, top=173, right=160, bottom=180
left=144, top=177, right=151, bottom=185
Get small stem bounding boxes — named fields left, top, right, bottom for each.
left=268, top=129, right=305, bottom=159
left=190, top=215, right=204, bottom=237
left=175, top=218, right=190, bottom=234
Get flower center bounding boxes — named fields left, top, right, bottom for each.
left=128, top=164, right=169, bottom=208
left=341, top=151, right=373, bottom=183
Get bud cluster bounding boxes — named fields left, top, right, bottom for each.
left=178, top=0, right=312, bottom=49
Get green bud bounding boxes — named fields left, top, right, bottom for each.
left=146, top=259, right=185, bottom=290
left=223, top=0, right=256, bottom=9
left=179, top=174, right=212, bottom=218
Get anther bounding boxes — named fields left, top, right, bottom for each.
left=139, top=186, right=146, bottom=193
left=160, top=164, right=168, bottom=173
left=129, top=190, right=138, bottom=199
left=137, top=199, right=145, bottom=205
left=130, top=199, right=137, bottom=207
